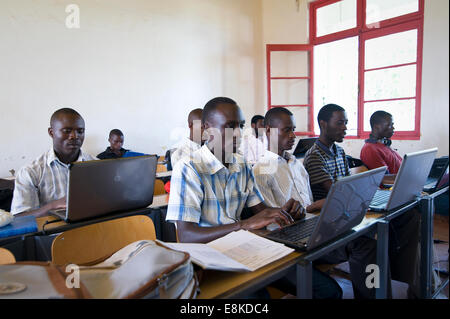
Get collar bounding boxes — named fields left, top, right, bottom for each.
left=315, top=139, right=337, bottom=157
left=47, top=148, right=85, bottom=166
left=365, top=134, right=392, bottom=147
left=261, top=149, right=295, bottom=164
left=195, top=144, right=242, bottom=175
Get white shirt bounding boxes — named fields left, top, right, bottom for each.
left=252, top=149, right=313, bottom=208
left=11, top=148, right=96, bottom=215
left=170, top=137, right=202, bottom=169
left=239, top=129, right=267, bottom=165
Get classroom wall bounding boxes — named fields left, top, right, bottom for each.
left=260, top=0, right=449, bottom=160
left=0, top=0, right=263, bottom=177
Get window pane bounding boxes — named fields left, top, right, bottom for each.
left=271, top=51, right=309, bottom=77
left=285, top=107, right=310, bottom=133
left=314, top=37, right=358, bottom=136
left=366, top=0, right=419, bottom=25
left=364, top=100, right=416, bottom=131
left=271, top=79, right=309, bottom=106
left=365, top=29, right=417, bottom=69
left=364, top=65, right=416, bottom=101
left=316, top=0, right=357, bottom=37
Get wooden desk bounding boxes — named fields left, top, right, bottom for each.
left=197, top=251, right=302, bottom=299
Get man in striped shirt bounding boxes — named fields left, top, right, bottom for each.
left=166, top=97, right=304, bottom=244
left=11, top=108, right=96, bottom=217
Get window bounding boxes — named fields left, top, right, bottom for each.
left=266, top=0, right=424, bottom=139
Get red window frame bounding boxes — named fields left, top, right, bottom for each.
left=266, top=44, right=315, bottom=136
left=305, top=0, right=424, bottom=140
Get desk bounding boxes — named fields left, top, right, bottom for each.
left=198, top=252, right=302, bottom=299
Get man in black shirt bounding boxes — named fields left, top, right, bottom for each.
left=97, top=129, right=128, bottom=159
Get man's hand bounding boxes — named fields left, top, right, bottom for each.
left=241, top=198, right=304, bottom=230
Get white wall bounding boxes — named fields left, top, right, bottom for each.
left=0, top=0, right=263, bottom=177
left=261, top=0, right=449, bottom=159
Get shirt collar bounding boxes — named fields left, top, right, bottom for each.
left=196, top=144, right=242, bottom=175
left=315, top=139, right=337, bottom=157
left=47, top=148, right=85, bottom=166
left=261, top=149, right=295, bottom=164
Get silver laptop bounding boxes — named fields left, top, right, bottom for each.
left=50, top=155, right=157, bottom=222
left=369, top=148, right=437, bottom=212
left=264, top=166, right=386, bottom=251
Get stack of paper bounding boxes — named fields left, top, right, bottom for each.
left=161, top=230, right=294, bottom=272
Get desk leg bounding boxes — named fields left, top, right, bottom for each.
left=376, top=220, right=389, bottom=299
left=420, top=196, right=433, bottom=299
left=297, top=260, right=313, bottom=299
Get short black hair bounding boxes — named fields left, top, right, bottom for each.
left=317, top=104, right=345, bottom=128
left=202, top=97, right=237, bottom=124
left=264, top=107, right=293, bottom=127
left=251, top=115, right=264, bottom=125
left=50, top=108, right=82, bottom=127
left=369, top=110, right=392, bottom=128
left=109, top=129, right=124, bottom=138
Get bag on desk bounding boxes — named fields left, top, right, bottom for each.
left=0, top=240, right=199, bottom=299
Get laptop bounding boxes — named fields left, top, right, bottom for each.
left=369, top=148, right=437, bottom=212
left=293, top=138, right=317, bottom=158
left=50, top=155, right=157, bottom=222
left=423, top=156, right=449, bottom=193
left=263, top=166, right=386, bottom=251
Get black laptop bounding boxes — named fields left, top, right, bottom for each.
left=293, top=138, right=317, bottom=158
left=264, top=167, right=386, bottom=251
left=423, top=156, right=449, bottom=193
left=49, top=155, right=157, bottom=222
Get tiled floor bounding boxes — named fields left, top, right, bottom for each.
left=328, top=214, right=449, bottom=299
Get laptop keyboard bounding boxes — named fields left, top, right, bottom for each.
left=266, top=216, right=319, bottom=243
left=371, top=190, right=391, bottom=206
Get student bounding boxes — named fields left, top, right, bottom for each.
left=304, top=104, right=420, bottom=298
left=252, top=107, right=342, bottom=299
left=97, top=129, right=128, bottom=159
left=166, top=97, right=303, bottom=244
left=170, top=108, right=205, bottom=168
left=360, top=111, right=402, bottom=181
left=11, top=108, right=96, bottom=217
left=239, top=114, right=267, bottom=165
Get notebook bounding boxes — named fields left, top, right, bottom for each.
left=369, top=148, right=437, bottom=212
left=423, top=156, right=449, bottom=193
left=0, top=215, right=38, bottom=239
left=293, top=138, right=317, bottom=158
left=49, top=155, right=157, bottom=223
left=264, top=166, right=386, bottom=251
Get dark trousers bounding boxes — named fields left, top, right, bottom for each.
left=271, top=267, right=343, bottom=299
left=316, top=236, right=379, bottom=299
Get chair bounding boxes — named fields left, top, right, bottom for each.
left=157, top=164, right=167, bottom=172
left=154, top=179, right=166, bottom=195
left=0, top=247, right=16, bottom=264
left=51, top=215, right=156, bottom=266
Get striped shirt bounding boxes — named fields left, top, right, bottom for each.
left=253, top=150, right=313, bottom=208
left=166, top=144, right=264, bottom=227
left=11, top=148, right=96, bottom=215
left=303, top=140, right=350, bottom=201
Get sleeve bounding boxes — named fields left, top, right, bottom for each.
left=166, top=160, right=204, bottom=224
left=303, top=151, right=333, bottom=186
left=244, top=165, right=264, bottom=208
left=10, top=166, right=40, bottom=215
left=252, top=164, right=278, bottom=207
left=360, top=145, right=389, bottom=172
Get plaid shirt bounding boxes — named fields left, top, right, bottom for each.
left=11, top=148, right=96, bottom=215
left=166, top=144, right=264, bottom=227
left=303, top=140, right=350, bottom=201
